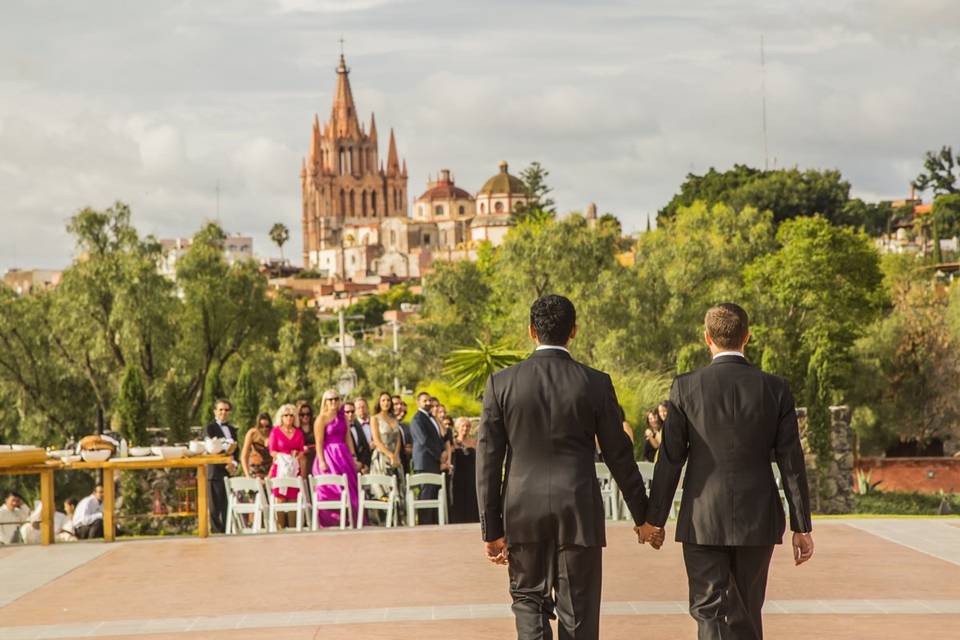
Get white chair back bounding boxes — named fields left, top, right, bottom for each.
left=406, top=472, right=446, bottom=526
left=307, top=474, right=353, bottom=530
left=594, top=462, right=620, bottom=520
left=358, top=473, right=399, bottom=528
left=265, top=476, right=309, bottom=532
left=224, top=477, right=268, bottom=535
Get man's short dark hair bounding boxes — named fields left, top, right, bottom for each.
left=64, top=497, right=78, bottom=508
left=530, top=295, right=576, bottom=346
left=215, top=398, right=232, bottom=410
left=417, top=391, right=430, bottom=401
left=705, top=303, right=749, bottom=350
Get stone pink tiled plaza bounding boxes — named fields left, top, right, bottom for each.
left=1, top=518, right=959, bottom=639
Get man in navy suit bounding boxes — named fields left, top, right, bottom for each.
left=410, top=391, right=444, bottom=524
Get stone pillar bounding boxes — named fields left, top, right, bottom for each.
left=796, top=406, right=856, bottom=514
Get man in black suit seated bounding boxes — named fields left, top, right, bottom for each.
left=205, top=398, right=239, bottom=534
left=410, top=390, right=444, bottom=524
left=477, top=294, right=657, bottom=639
left=640, top=303, right=814, bottom=640
left=344, top=401, right=371, bottom=474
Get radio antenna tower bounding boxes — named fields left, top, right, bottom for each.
left=760, top=34, right=769, bottom=171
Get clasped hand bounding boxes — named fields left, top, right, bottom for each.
left=634, top=522, right=665, bottom=549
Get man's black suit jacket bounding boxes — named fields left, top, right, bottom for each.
left=204, top=421, right=239, bottom=480
left=410, top=409, right=443, bottom=473
left=476, top=348, right=649, bottom=546
left=647, top=354, right=813, bottom=545
left=349, top=419, right=372, bottom=469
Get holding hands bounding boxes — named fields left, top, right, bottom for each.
left=635, top=522, right=666, bottom=549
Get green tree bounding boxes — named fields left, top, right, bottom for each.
left=631, top=201, right=777, bottom=370
left=115, top=364, right=149, bottom=445
left=744, top=216, right=884, bottom=464
left=233, top=361, right=259, bottom=437
left=175, top=223, right=278, bottom=419
left=199, top=361, right=224, bottom=426
left=913, top=146, right=959, bottom=196
left=269, top=222, right=290, bottom=262
left=659, top=165, right=851, bottom=226
left=442, top=340, right=528, bottom=398
left=513, top=161, right=556, bottom=221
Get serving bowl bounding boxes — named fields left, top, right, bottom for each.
left=204, top=437, right=227, bottom=455
left=47, top=449, right=74, bottom=459
left=63, top=454, right=82, bottom=463
left=128, top=446, right=153, bottom=457
left=151, top=446, right=187, bottom=460
left=188, top=440, right=206, bottom=455
left=81, top=449, right=112, bottom=462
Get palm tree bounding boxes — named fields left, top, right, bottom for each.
left=269, top=223, right=290, bottom=262
left=442, top=340, right=528, bottom=398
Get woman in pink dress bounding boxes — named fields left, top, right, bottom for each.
left=268, top=403, right=305, bottom=529
left=313, top=389, right=361, bottom=527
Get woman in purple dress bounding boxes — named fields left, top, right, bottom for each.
left=312, top=389, right=361, bottom=527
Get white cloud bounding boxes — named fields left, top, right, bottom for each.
left=1, top=0, right=958, bottom=271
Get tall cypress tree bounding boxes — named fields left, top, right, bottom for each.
left=233, top=361, right=259, bottom=443
left=115, top=364, right=149, bottom=445
left=198, top=362, right=224, bottom=427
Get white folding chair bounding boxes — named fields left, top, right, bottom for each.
left=358, top=473, right=399, bottom=528
left=669, top=466, right=686, bottom=520
left=617, top=461, right=657, bottom=520
left=595, top=462, right=620, bottom=520
left=224, top=477, right=268, bottom=534
left=771, top=463, right=789, bottom=516
left=308, top=474, right=353, bottom=530
left=265, top=477, right=309, bottom=532
left=406, top=473, right=446, bottom=526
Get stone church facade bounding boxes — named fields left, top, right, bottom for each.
left=300, top=55, right=527, bottom=280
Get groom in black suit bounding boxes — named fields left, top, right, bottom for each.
left=477, top=295, right=656, bottom=639
left=640, top=303, right=814, bottom=640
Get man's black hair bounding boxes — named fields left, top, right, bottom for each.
left=530, top=295, right=576, bottom=346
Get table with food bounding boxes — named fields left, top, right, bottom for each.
left=0, top=435, right=236, bottom=544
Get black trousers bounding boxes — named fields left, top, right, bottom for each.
left=208, top=477, right=228, bottom=534
left=507, top=540, right=602, bottom=640
left=682, top=543, right=775, bottom=640
left=75, top=520, right=104, bottom=539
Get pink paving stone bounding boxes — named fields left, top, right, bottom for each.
left=2, top=521, right=959, bottom=632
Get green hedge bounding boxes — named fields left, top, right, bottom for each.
left=854, top=491, right=960, bottom=515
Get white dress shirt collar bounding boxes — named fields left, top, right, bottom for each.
left=713, top=351, right=746, bottom=359
left=535, top=344, right=570, bottom=353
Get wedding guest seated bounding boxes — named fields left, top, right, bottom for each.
left=19, top=500, right=71, bottom=544
left=60, top=498, right=78, bottom=541
left=73, top=485, right=105, bottom=539
left=451, top=417, right=479, bottom=523
left=0, top=492, right=29, bottom=544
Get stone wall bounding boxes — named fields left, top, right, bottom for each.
left=797, top=405, right=856, bottom=514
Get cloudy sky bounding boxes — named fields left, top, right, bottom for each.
left=2, top=0, right=958, bottom=271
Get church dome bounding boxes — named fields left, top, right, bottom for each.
left=478, top=160, right=526, bottom=196
left=417, top=169, right=472, bottom=201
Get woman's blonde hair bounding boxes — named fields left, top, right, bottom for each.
left=274, top=404, right=297, bottom=426
left=317, top=388, right=341, bottom=430
left=454, top=416, right=472, bottom=436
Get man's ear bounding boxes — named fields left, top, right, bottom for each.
left=742, top=331, right=751, bottom=350
left=528, top=324, right=538, bottom=343
left=704, top=329, right=713, bottom=348
left=568, top=324, right=578, bottom=342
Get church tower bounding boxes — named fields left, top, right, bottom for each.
left=301, top=54, right=409, bottom=268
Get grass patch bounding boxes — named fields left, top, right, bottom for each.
left=854, top=490, right=960, bottom=516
